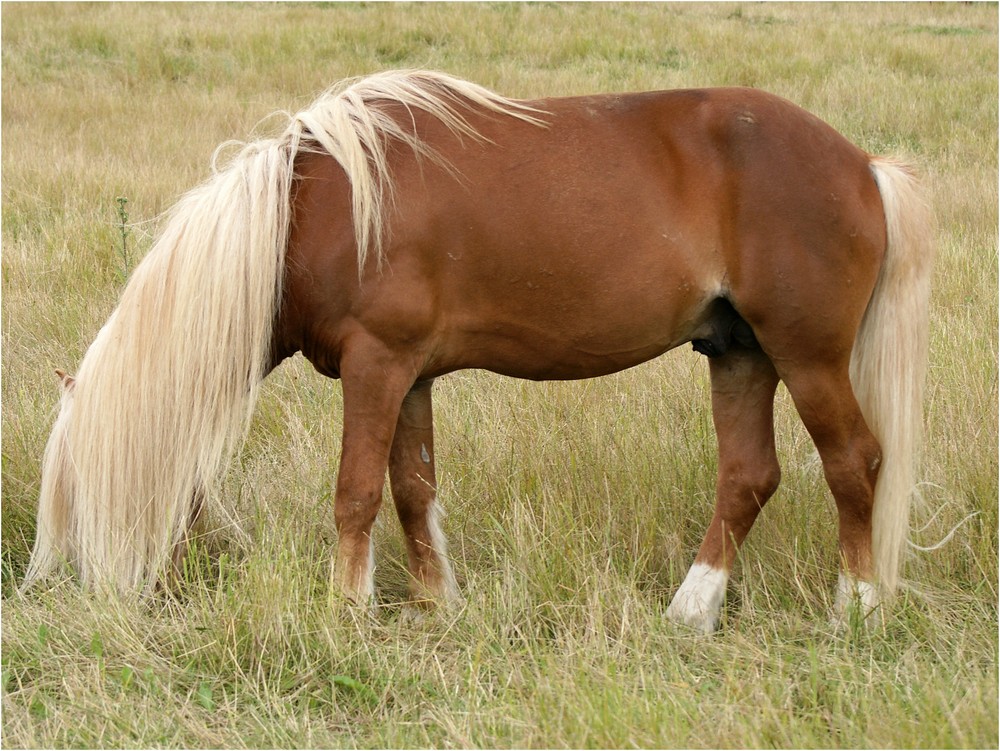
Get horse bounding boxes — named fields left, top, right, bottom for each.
left=22, top=70, right=932, bottom=633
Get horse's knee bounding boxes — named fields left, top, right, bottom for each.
left=391, top=462, right=434, bottom=500
left=334, top=482, right=383, bottom=533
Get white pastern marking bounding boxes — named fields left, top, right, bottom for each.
left=427, top=501, right=461, bottom=604
left=666, top=562, right=728, bottom=634
left=833, top=572, right=881, bottom=627
left=365, top=535, right=376, bottom=600
left=331, top=538, right=375, bottom=608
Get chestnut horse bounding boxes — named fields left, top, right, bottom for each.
left=24, top=71, right=932, bottom=632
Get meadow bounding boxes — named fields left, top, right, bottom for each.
left=2, top=2, right=997, bottom=747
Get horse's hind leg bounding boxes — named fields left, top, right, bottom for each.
left=388, top=379, right=460, bottom=607
left=778, top=364, right=883, bottom=622
left=667, top=344, right=781, bottom=633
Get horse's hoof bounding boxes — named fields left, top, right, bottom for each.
left=666, top=563, right=728, bottom=635
left=831, top=573, right=883, bottom=631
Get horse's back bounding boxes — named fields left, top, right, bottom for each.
left=282, top=85, right=887, bottom=382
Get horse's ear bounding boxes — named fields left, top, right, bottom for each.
left=55, top=369, right=76, bottom=392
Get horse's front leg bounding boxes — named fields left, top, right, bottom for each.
left=389, top=379, right=461, bottom=607
left=331, top=340, right=417, bottom=606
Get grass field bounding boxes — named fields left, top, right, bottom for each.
left=2, top=2, right=997, bottom=748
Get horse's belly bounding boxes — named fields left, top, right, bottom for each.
left=456, top=329, right=685, bottom=381
left=433, top=274, right=716, bottom=380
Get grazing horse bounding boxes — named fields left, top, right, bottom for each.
left=23, top=71, right=932, bottom=633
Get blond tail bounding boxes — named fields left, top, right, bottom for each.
left=851, top=157, right=934, bottom=598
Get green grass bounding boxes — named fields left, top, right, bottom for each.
left=2, top=2, right=997, bottom=748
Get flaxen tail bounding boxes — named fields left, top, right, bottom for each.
left=851, top=157, right=934, bottom=599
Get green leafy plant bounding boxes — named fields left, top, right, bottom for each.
left=115, top=196, right=131, bottom=282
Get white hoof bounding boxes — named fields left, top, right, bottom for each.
left=330, top=539, right=376, bottom=608
left=832, top=573, right=882, bottom=629
left=666, top=563, right=728, bottom=634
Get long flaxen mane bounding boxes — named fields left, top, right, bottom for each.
left=23, top=70, right=542, bottom=594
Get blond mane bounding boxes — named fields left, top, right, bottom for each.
left=24, top=70, right=541, bottom=592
